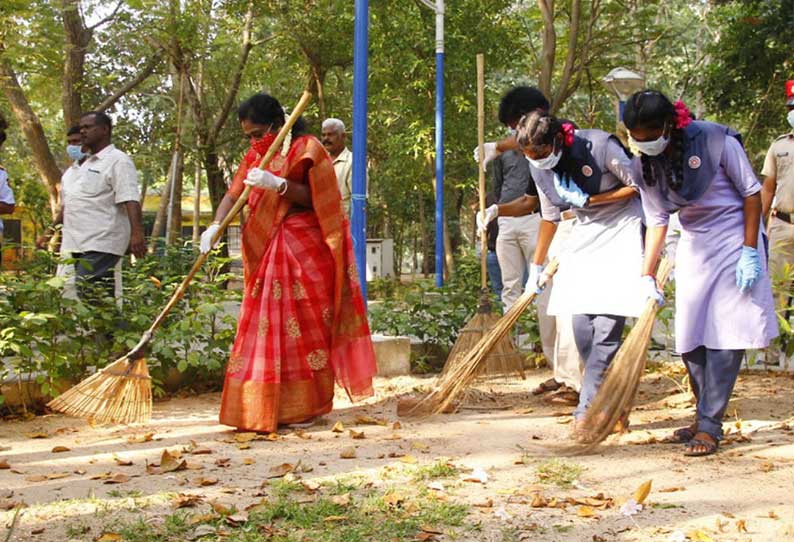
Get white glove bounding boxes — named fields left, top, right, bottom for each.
left=473, top=142, right=498, bottom=171
left=476, top=204, right=499, bottom=235
left=640, top=275, right=664, bottom=306
left=200, top=223, right=221, bottom=254
left=244, top=167, right=286, bottom=192
left=524, top=263, right=546, bottom=295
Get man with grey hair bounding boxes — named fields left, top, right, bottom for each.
left=321, top=117, right=353, bottom=214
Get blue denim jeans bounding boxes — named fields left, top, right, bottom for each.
left=486, top=250, right=503, bottom=300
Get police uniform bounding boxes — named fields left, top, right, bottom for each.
left=763, top=131, right=794, bottom=277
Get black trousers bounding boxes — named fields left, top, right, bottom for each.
left=72, top=251, right=120, bottom=302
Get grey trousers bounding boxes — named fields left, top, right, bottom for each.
left=73, top=251, right=120, bottom=302
left=681, top=346, right=744, bottom=439
left=572, top=314, right=626, bottom=419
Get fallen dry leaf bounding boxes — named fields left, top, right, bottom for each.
left=323, top=515, right=348, bottom=522
left=31, top=527, right=45, bottom=535
left=331, top=421, right=345, bottom=433
left=768, top=511, right=780, bottom=520
left=349, top=430, right=365, bottom=440
left=268, top=463, right=295, bottom=478
left=736, top=519, right=748, bottom=533
left=159, top=450, right=187, bottom=473
left=95, top=533, right=123, bottom=542
left=51, top=446, right=70, bottom=453
left=104, top=473, right=130, bottom=484
left=0, top=459, right=9, bottom=469
left=415, top=533, right=437, bottom=542
left=234, top=432, right=259, bottom=443
left=759, top=462, right=774, bottom=472
left=577, top=505, right=597, bottom=518
left=243, top=458, right=255, bottom=465
left=25, top=432, right=49, bottom=439
left=195, top=477, right=219, bottom=487
left=659, top=486, right=686, bottom=493
left=383, top=492, right=405, bottom=507
left=210, top=501, right=233, bottom=515
left=339, top=447, right=357, bottom=459
left=237, top=443, right=251, bottom=450
left=399, top=454, right=418, bottom=464
left=687, top=529, right=715, bottom=542
left=113, top=456, right=133, bottom=467
left=331, top=493, right=351, bottom=506
left=411, top=442, right=429, bottom=451
left=215, top=457, right=231, bottom=468
left=266, top=432, right=279, bottom=441
left=127, top=433, right=154, bottom=444
left=172, top=493, right=204, bottom=508
left=531, top=493, right=548, bottom=508
left=473, top=498, right=493, bottom=508
left=716, top=518, right=728, bottom=533
left=354, top=415, right=387, bottom=426
left=301, top=480, right=320, bottom=493
left=226, top=512, right=249, bottom=526
left=392, top=421, right=402, bottom=430
left=633, top=480, right=652, bottom=504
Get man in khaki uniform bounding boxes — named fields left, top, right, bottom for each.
left=761, top=79, right=794, bottom=366
left=762, top=80, right=794, bottom=277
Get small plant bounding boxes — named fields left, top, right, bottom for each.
left=411, top=459, right=459, bottom=481
left=535, top=459, right=584, bottom=488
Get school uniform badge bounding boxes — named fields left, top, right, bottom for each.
left=688, top=156, right=701, bottom=169
left=582, top=165, right=593, bottom=177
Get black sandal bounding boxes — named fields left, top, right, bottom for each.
left=667, top=424, right=697, bottom=444
left=683, top=436, right=719, bottom=457
left=531, top=378, right=561, bottom=396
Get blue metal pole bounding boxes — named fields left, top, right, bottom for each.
left=433, top=2, right=445, bottom=287
left=352, top=0, right=369, bottom=301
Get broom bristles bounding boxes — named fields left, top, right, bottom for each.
left=47, top=356, right=152, bottom=425
left=417, top=259, right=560, bottom=415
left=442, top=299, right=525, bottom=379
left=557, top=258, right=673, bottom=455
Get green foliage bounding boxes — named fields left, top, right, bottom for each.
left=535, top=459, right=585, bottom=488
left=0, top=243, right=240, bottom=410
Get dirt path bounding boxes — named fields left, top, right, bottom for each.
left=1, top=368, right=794, bottom=542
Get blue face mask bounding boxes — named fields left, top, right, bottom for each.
left=67, top=144, right=87, bottom=162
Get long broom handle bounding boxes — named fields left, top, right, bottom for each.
left=476, top=54, right=487, bottom=291
left=127, top=91, right=313, bottom=358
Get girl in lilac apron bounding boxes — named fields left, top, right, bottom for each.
left=624, top=90, right=778, bottom=456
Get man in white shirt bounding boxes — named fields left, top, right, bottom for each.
left=55, top=111, right=145, bottom=302
left=0, top=119, right=15, bottom=267
left=321, top=118, right=353, bottom=214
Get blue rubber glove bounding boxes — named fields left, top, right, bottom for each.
left=553, top=174, right=589, bottom=208
left=524, top=263, right=546, bottom=296
left=640, top=275, right=664, bottom=306
left=735, top=245, right=761, bottom=293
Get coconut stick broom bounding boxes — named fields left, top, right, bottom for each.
left=559, top=257, right=673, bottom=455
left=47, top=91, right=313, bottom=425
left=441, top=54, right=524, bottom=379
left=414, top=258, right=559, bottom=416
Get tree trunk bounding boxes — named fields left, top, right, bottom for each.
left=0, top=58, right=62, bottom=217
left=192, top=160, right=201, bottom=244
left=537, top=0, right=556, bottom=99
left=166, top=148, right=184, bottom=245
left=61, top=0, right=91, bottom=130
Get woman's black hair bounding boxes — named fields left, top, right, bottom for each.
left=623, top=90, right=685, bottom=190
left=237, top=93, right=306, bottom=138
left=515, top=111, right=580, bottom=177
left=498, top=86, right=550, bottom=126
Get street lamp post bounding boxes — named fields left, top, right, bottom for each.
left=419, top=0, right=445, bottom=287
left=352, top=0, right=369, bottom=301
left=601, top=67, right=645, bottom=137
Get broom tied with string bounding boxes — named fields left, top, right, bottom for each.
left=415, top=258, right=559, bottom=416
left=47, top=91, right=314, bottom=425
left=441, top=53, right=524, bottom=379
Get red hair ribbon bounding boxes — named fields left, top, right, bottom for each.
left=561, top=122, right=575, bottom=147
left=674, top=100, right=693, bottom=129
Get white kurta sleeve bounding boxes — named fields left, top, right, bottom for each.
left=537, top=184, right=561, bottom=223
left=604, top=139, right=638, bottom=188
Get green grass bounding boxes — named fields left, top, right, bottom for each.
left=107, top=489, right=144, bottom=499
left=410, top=459, right=459, bottom=481
left=535, top=459, right=585, bottom=488
left=110, top=480, right=469, bottom=542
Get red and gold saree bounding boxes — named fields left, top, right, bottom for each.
left=219, top=135, right=376, bottom=432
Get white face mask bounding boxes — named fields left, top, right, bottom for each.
left=528, top=148, right=562, bottom=170
left=787, top=110, right=794, bottom=129
left=628, top=134, right=670, bottom=156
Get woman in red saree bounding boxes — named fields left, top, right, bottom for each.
left=200, top=93, right=377, bottom=432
